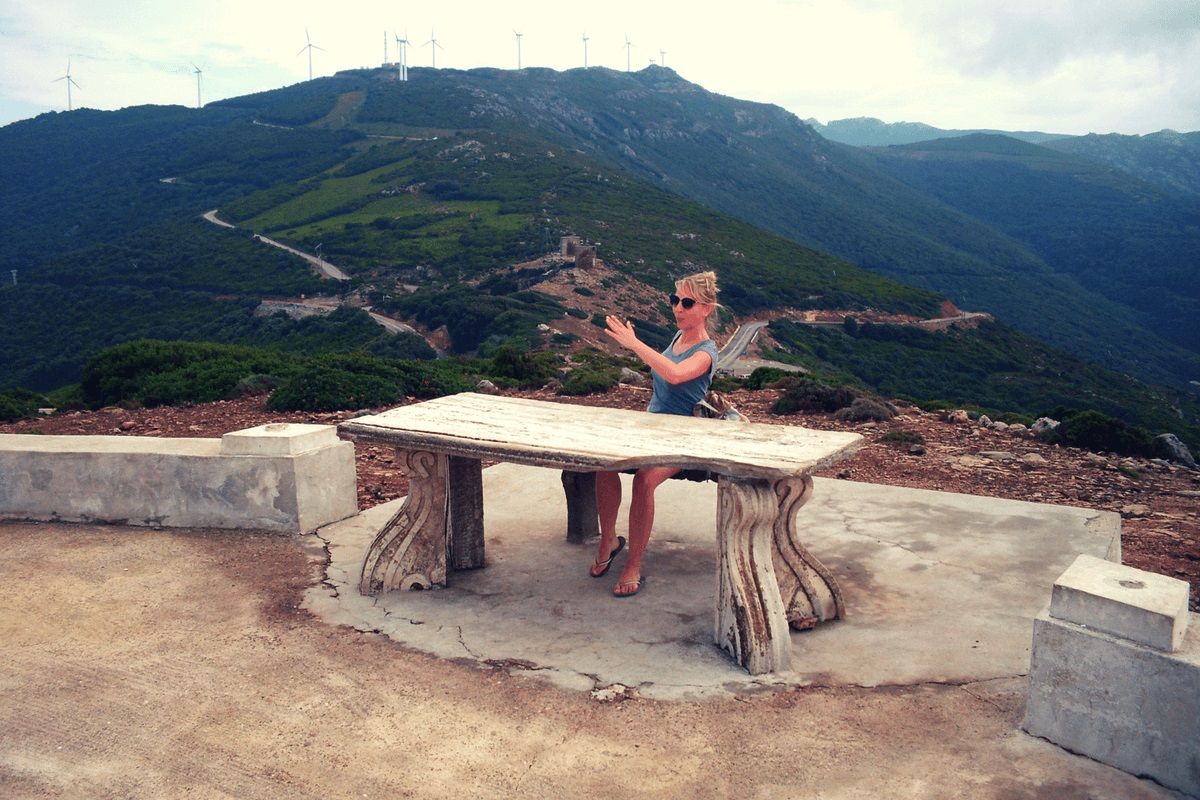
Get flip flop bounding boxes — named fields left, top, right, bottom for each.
left=613, top=576, right=644, bottom=598
left=589, top=536, right=626, bottom=578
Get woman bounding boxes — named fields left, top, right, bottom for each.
left=591, top=270, right=721, bottom=597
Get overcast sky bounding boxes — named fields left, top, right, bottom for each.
left=2, top=0, right=1197, bottom=135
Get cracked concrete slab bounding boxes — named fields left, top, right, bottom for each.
left=306, top=466, right=1119, bottom=700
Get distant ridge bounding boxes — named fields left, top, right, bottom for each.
left=806, top=116, right=1070, bottom=147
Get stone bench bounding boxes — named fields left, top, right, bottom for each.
left=338, top=393, right=861, bottom=674
left=0, top=423, right=357, bottom=533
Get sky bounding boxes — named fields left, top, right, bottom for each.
left=1, top=0, right=1197, bottom=135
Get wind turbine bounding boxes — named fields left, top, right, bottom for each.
left=297, top=28, right=324, bottom=80
left=395, top=32, right=409, bottom=80
left=425, top=28, right=443, bottom=68
left=623, top=34, right=633, bottom=72
left=53, top=59, right=80, bottom=111
left=582, top=33, right=589, bottom=68
left=514, top=30, right=523, bottom=69
left=384, top=30, right=389, bottom=63
left=659, top=49, right=666, bottom=68
left=192, top=64, right=203, bottom=108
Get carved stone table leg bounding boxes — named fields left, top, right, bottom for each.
left=560, top=470, right=599, bottom=543
left=359, top=450, right=484, bottom=595
left=772, top=475, right=845, bottom=630
left=715, top=476, right=793, bottom=674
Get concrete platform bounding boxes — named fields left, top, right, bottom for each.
left=306, top=465, right=1120, bottom=700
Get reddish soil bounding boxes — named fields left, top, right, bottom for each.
left=4, top=387, right=1196, bottom=610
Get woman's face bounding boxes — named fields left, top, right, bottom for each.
left=672, top=285, right=711, bottom=326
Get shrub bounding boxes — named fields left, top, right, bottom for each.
left=772, top=377, right=859, bottom=415
left=559, top=367, right=620, bottom=396
left=572, top=286, right=595, bottom=297
left=0, top=389, right=46, bottom=422
left=366, top=332, right=437, bottom=360
left=229, top=373, right=282, bottom=398
left=81, top=339, right=283, bottom=408
left=834, top=397, right=896, bottom=422
left=744, top=366, right=792, bottom=390
left=881, top=429, right=925, bottom=447
left=1051, top=410, right=1155, bottom=458
left=488, top=345, right=556, bottom=388
left=565, top=307, right=588, bottom=319
left=267, top=368, right=401, bottom=411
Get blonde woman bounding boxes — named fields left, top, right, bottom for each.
left=591, top=271, right=720, bottom=597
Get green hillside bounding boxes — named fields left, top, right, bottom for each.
left=869, top=134, right=1200, bottom=354
left=257, top=65, right=1200, bottom=391
left=1, top=68, right=1197, bottom=448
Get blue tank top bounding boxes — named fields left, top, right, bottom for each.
left=647, top=332, right=719, bottom=416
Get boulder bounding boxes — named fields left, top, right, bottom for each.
left=1007, top=423, right=1029, bottom=435
left=1153, top=433, right=1196, bottom=468
left=1021, top=453, right=1050, bottom=467
left=992, top=421, right=1010, bottom=431
left=1031, top=417, right=1060, bottom=436
left=978, top=414, right=992, bottom=427
left=978, top=451, right=1017, bottom=462
left=618, top=367, right=648, bottom=387
left=475, top=379, right=500, bottom=395
left=947, top=409, right=970, bottom=423
left=908, top=444, right=926, bottom=456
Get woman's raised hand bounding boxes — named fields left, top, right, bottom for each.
left=604, top=315, right=640, bottom=350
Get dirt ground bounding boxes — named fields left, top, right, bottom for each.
left=0, top=521, right=1180, bottom=799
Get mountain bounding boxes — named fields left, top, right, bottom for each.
left=0, top=66, right=1197, bottom=445
left=1043, top=130, right=1200, bottom=197
left=286, top=66, right=1199, bottom=390
left=0, top=81, right=941, bottom=390
left=866, top=134, right=1200, bottom=356
left=807, top=116, right=1070, bottom=147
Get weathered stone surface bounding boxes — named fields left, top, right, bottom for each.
left=1154, top=432, right=1196, bottom=468
left=1024, top=610, right=1200, bottom=798
left=1021, top=453, right=1049, bottom=467
left=220, top=422, right=339, bottom=456
left=978, top=450, right=1017, bottom=462
left=1050, top=554, right=1190, bottom=652
left=1031, top=417, right=1060, bottom=435
left=0, top=428, right=357, bottom=533
left=947, top=409, right=970, bottom=423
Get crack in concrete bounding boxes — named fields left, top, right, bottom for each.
left=455, top=625, right=482, bottom=659
left=309, top=529, right=340, bottom=599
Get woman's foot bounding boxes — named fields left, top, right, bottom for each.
left=590, top=536, right=626, bottom=578
left=613, top=574, right=643, bottom=597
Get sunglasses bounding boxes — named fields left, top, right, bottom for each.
left=669, top=293, right=698, bottom=310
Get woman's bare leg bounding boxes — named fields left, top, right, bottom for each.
left=616, top=466, right=680, bottom=594
left=592, top=470, right=623, bottom=575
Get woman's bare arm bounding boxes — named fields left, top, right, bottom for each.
left=604, top=316, right=712, bottom=384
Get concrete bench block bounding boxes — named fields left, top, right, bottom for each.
left=220, top=423, right=339, bottom=457
left=1050, top=554, right=1190, bottom=652
left=1024, top=610, right=1200, bottom=797
left=0, top=426, right=358, bottom=533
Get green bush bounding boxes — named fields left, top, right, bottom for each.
left=772, top=377, right=859, bottom=415
left=266, top=368, right=401, bottom=411
left=881, top=429, right=925, bottom=447
left=80, top=339, right=288, bottom=408
left=229, top=373, right=282, bottom=398
left=488, top=346, right=557, bottom=388
left=559, top=366, right=620, bottom=396
left=366, top=332, right=437, bottom=360
left=744, top=366, right=792, bottom=390
left=1051, top=410, right=1155, bottom=458
left=834, top=397, right=896, bottom=422
left=0, top=389, right=46, bottom=422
